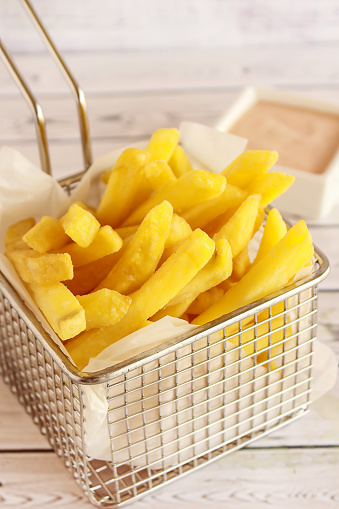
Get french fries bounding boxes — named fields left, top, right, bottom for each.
left=23, top=216, right=69, bottom=253
left=192, top=220, right=314, bottom=326
left=76, top=289, right=132, bottom=331
left=121, top=169, right=227, bottom=226
left=66, top=228, right=215, bottom=369
left=213, top=194, right=261, bottom=258
left=61, top=203, right=100, bottom=248
left=96, top=148, right=153, bottom=227
left=3, top=127, right=315, bottom=372
left=95, top=200, right=173, bottom=294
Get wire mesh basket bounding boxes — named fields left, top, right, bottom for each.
left=0, top=1, right=331, bottom=507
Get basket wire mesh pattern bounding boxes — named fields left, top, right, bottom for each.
left=0, top=1, right=330, bottom=507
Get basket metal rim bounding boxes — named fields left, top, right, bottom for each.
left=0, top=239, right=330, bottom=385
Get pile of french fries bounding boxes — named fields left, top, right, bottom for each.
left=4, top=128, right=314, bottom=370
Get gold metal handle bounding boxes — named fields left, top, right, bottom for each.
left=0, top=40, right=52, bottom=175
left=0, top=0, right=93, bottom=175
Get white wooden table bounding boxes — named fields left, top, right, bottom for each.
left=0, top=14, right=339, bottom=508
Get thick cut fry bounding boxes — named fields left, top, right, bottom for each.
left=76, top=289, right=132, bottom=330
left=231, top=247, right=251, bottom=281
left=66, top=228, right=215, bottom=369
left=29, top=282, right=86, bottom=341
left=122, top=170, right=226, bottom=226
left=158, top=214, right=193, bottom=264
left=5, top=217, right=36, bottom=251
left=153, top=239, right=232, bottom=320
left=61, top=203, right=100, bottom=248
left=151, top=298, right=193, bottom=321
left=168, top=144, right=193, bottom=177
left=25, top=253, right=73, bottom=284
left=221, top=150, right=278, bottom=188
left=245, top=171, right=295, bottom=208
left=72, top=200, right=97, bottom=216
left=96, top=201, right=173, bottom=294
left=166, top=239, right=232, bottom=307
left=186, top=286, right=225, bottom=316
left=6, top=248, right=41, bottom=282
left=23, top=216, right=69, bottom=253
left=164, top=213, right=192, bottom=249
left=193, top=220, right=314, bottom=326
left=213, top=194, right=261, bottom=259
left=55, top=225, right=122, bottom=268
left=252, top=208, right=287, bottom=266
left=96, top=148, right=152, bottom=227
left=144, top=160, right=177, bottom=191
left=146, top=128, right=180, bottom=162
left=182, top=183, right=248, bottom=231
left=115, top=147, right=150, bottom=170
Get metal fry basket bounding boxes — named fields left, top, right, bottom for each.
left=0, top=2, right=330, bottom=507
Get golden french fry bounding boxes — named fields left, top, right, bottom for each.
left=168, top=144, right=193, bottom=177
left=24, top=253, right=73, bottom=284
left=55, top=225, right=122, bottom=268
left=122, top=170, right=226, bottom=226
left=23, top=216, right=69, bottom=253
left=6, top=248, right=41, bottom=282
left=221, top=150, right=278, bottom=188
left=153, top=239, right=232, bottom=320
left=151, top=298, right=194, bottom=321
left=213, top=194, right=261, bottom=258
left=166, top=239, right=232, bottom=307
left=245, top=171, right=295, bottom=208
left=29, top=282, right=86, bottom=341
left=186, top=286, right=225, bottom=316
left=146, top=128, right=180, bottom=161
left=193, top=220, right=314, bottom=326
left=72, top=201, right=97, bottom=216
left=61, top=203, right=100, bottom=248
left=76, top=289, right=132, bottom=330
left=66, top=228, right=215, bottom=369
left=5, top=217, right=36, bottom=252
left=96, top=148, right=152, bottom=227
left=252, top=208, right=287, bottom=266
left=182, top=183, right=248, bottom=231
left=164, top=213, right=192, bottom=249
left=96, top=201, right=173, bottom=294
left=231, top=246, right=251, bottom=281
left=144, top=160, right=177, bottom=192
left=99, top=147, right=150, bottom=185
left=158, top=214, right=193, bottom=265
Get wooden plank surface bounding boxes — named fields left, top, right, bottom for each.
left=0, top=16, right=339, bottom=508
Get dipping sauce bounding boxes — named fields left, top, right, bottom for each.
left=229, top=101, right=339, bottom=174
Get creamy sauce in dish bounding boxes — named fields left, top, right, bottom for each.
left=229, top=101, right=339, bottom=174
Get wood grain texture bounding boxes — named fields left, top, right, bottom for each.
left=0, top=448, right=338, bottom=509
left=2, top=45, right=339, bottom=97
left=2, top=0, right=339, bottom=52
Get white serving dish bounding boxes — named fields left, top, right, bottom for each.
left=214, top=87, right=339, bottom=219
